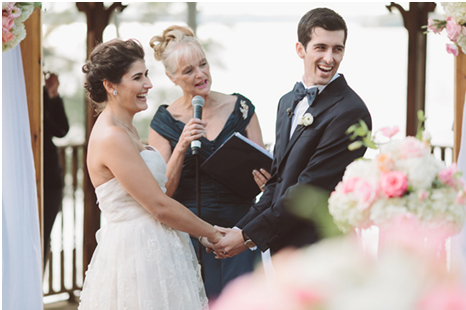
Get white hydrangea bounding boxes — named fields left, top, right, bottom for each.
left=442, top=2, right=466, bottom=24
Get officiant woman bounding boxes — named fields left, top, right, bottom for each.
left=148, top=25, right=269, bottom=297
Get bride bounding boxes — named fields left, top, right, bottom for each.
left=78, top=38, right=223, bottom=309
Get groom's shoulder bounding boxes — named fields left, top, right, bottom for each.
left=278, top=88, right=295, bottom=103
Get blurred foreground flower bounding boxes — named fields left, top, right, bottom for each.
left=211, top=219, right=466, bottom=310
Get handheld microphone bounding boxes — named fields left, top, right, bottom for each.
left=191, top=95, right=205, bottom=156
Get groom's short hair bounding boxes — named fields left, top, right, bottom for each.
left=298, top=8, right=348, bottom=50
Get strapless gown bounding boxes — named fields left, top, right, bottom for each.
left=78, top=147, right=208, bottom=310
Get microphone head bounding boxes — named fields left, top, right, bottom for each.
left=191, top=95, right=205, bottom=108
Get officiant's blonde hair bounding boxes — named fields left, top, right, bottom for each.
left=149, top=25, right=206, bottom=78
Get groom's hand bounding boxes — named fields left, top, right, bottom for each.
left=212, top=226, right=247, bottom=257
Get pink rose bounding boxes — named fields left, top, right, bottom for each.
left=446, top=17, right=462, bottom=43
left=438, top=163, right=458, bottom=188
left=2, top=15, right=14, bottom=32
left=354, top=180, right=378, bottom=210
left=447, top=43, right=459, bottom=56
left=400, top=137, right=428, bottom=158
left=380, top=171, right=408, bottom=198
left=2, top=29, right=14, bottom=43
left=341, top=177, right=359, bottom=194
left=427, top=17, right=445, bottom=34
left=380, top=126, right=399, bottom=138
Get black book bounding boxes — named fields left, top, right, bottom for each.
left=201, top=132, right=273, bottom=200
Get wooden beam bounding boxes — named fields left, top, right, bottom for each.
left=76, top=1, right=127, bottom=278
left=20, top=7, right=43, bottom=257
left=386, top=2, right=436, bottom=136
left=454, top=52, right=466, bottom=162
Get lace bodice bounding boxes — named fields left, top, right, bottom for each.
left=95, top=147, right=168, bottom=223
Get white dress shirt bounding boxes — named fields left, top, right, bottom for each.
left=289, top=73, right=340, bottom=139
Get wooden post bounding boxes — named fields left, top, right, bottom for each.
left=76, top=2, right=127, bottom=277
left=386, top=2, right=436, bottom=137
left=20, top=7, right=43, bottom=257
left=454, top=52, right=466, bottom=162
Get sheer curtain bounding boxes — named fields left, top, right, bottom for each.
left=2, top=45, right=43, bottom=309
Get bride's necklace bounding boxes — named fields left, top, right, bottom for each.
left=101, top=112, right=141, bottom=143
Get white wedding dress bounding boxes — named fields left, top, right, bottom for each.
left=78, top=147, right=208, bottom=310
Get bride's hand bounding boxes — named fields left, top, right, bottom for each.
left=177, top=118, right=207, bottom=152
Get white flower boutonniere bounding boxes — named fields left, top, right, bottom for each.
left=298, top=113, right=314, bottom=127
left=240, top=100, right=248, bottom=120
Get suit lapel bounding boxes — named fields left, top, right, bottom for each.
left=279, top=76, right=347, bottom=167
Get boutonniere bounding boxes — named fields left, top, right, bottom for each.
left=240, top=100, right=248, bottom=120
left=297, top=113, right=314, bottom=127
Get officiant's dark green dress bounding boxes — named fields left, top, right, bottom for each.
left=150, top=93, right=260, bottom=297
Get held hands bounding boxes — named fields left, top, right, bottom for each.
left=199, top=226, right=248, bottom=259
left=211, top=226, right=247, bottom=258
left=178, top=119, right=207, bottom=152
left=253, top=168, right=271, bottom=192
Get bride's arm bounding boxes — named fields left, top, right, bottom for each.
left=100, top=128, right=221, bottom=243
left=148, top=118, right=206, bottom=197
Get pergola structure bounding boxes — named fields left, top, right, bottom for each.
left=19, top=1, right=466, bottom=295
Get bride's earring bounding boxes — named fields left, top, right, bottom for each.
left=113, top=90, right=117, bottom=96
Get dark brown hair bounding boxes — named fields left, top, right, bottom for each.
left=82, top=38, right=145, bottom=112
left=298, top=8, right=348, bottom=50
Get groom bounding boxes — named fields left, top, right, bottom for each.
left=213, top=7, right=372, bottom=256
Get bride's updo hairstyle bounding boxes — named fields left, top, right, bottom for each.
left=82, top=38, right=145, bottom=112
left=149, top=25, right=206, bottom=79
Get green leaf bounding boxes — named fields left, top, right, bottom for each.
left=348, top=141, right=364, bottom=151
left=285, top=184, right=343, bottom=238
left=346, top=123, right=359, bottom=135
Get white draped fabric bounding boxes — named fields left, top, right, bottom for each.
left=454, top=96, right=466, bottom=282
left=2, top=45, right=43, bottom=309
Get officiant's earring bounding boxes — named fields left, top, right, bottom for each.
left=113, top=90, right=117, bottom=96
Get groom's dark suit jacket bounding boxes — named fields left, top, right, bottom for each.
left=237, top=75, right=372, bottom=254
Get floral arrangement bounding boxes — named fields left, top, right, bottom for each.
left=328, top=113, right=466, bottom=234
left=424, top=2, right=466, bottom=56
left=211, top=218, right=466, bottom=310
left=2, top=2, right=41, bottom=53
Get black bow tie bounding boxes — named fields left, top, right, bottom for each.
left=293, top=82, right=318, bottom=106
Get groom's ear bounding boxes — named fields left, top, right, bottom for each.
left=296, top=42, right=306, bottom=59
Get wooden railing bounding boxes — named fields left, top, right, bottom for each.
left=42, top=142, right=453, bottom=301
left=43, top=144, right=86, bottom=301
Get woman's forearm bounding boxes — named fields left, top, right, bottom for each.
left=164, top=144, right=188, bottom=196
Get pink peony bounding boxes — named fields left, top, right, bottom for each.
left=427, top=17, right=445, bottom=34
left=446, top=17, right=462, bottom=42
left=418, top=286, right=466, bottom=310
left=341, top=177, right=359, bottom=194
left=438, top=163, right=458, bottom=188
left=400, top=137, right=428, bottom=158
left=380, top=171, right=408, bottom=197
left=354, top=180, right=378, bottom=210
left=447, top=43, right=459, bottom=56
left=380, top=126, right=399, bottom=138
